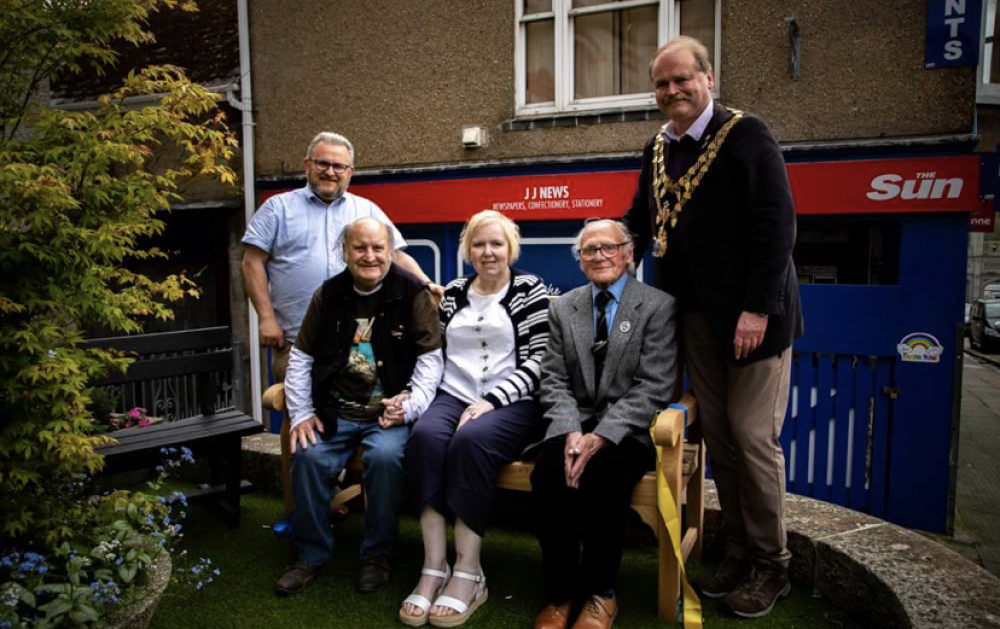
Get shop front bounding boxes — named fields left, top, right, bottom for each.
left=259, top=151, right=978, bottom=532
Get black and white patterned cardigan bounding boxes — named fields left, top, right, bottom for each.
left=438, top=268, right=550, bottom=408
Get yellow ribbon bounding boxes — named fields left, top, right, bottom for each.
left=651, top=403, right=703, bottom=628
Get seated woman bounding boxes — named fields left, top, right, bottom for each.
left=395, top=210, right=550, bottom=628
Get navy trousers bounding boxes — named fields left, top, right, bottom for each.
left=406, top=391, right=543, bottom=536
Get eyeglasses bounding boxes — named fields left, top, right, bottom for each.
left=310, top=159, right=352, bottom=174
left=577, top=242, right=627, bottom=260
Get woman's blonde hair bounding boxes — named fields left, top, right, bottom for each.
left=459, top=210, right=521, bottom=264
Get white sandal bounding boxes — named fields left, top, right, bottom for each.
left=428, top=569, right=488, bottom=628
left=399, top=565, right=451, bottom=627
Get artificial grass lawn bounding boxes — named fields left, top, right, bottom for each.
left=149, top=491, right=863, bottom=629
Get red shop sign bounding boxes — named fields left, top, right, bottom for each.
left=261, top=156, right=979, bottom=224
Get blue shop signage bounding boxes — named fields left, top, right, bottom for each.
left=925, top=0, right=982, bottom=68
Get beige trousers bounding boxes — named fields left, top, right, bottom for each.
left=682, top=311, right=792, bottom=569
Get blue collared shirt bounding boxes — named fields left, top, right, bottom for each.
left=591, top=273, right=628, bottom=336
left=242, top=185, right=406, bottom=343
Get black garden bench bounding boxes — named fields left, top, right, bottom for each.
left=86, top=326, right=262, bottom=526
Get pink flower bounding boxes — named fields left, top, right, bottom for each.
left=138, top=417, right=151, bottom=427
left=128, top=407, right=147, bottom=421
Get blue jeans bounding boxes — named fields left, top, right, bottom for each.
left=291, top=417, right=409, bottom=565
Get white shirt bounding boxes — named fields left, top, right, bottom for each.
left=664, top=96, right=715, bottom=143
left=440, top=284, right=517, bottom=404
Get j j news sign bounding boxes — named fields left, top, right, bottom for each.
left=925, top=0, right=982, bottom=68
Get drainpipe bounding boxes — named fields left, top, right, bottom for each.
left=229, top=0, right=261, bottom=425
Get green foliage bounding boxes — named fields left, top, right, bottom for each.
left=0, top=0, right=236, bottom=543
left=1, top=450, right=211, bottom=629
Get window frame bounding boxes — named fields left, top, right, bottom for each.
left=514, top=0, right=721, bottom=117
left=978, top=0, right=1000, bottom=104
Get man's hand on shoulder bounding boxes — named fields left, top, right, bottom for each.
left=426, top=283, right=445, bottom=300
left=733, top=311, right=768, bottom=360
left=290, top=416, right=324, bottom=453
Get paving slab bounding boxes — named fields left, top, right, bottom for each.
left=958, top=351, right=1000, bottom=577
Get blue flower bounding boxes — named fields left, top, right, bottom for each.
left=196, top=581, right=204, bottom=590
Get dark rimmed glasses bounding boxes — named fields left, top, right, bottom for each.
left=309, top=159, right=352, bottom=174
left=577, top=242, right=627, bottom=260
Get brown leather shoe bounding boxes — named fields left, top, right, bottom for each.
left=571, top=594, right=617, bottom=629
left=698, top=556, right=750, bottom=599
left=275, top=563, right=322, bottom=596
left=357, top=556, right=392, bottom=593
left=723, top=563, right=790, bottom=618
left=534, top=601, right=573, bottom=629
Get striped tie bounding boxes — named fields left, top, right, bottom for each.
left=593, top=290, right=612, bottom=381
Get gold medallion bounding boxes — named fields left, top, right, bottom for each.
left=650, top=109, right=744, bottom=257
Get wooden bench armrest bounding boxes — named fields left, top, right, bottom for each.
left=263, top=382, right=286, bottom=413
left=651, top=391, right=698, bottom=448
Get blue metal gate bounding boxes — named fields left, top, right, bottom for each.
left=785, top=352, right=894, bottom=519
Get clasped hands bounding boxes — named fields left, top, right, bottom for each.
left=563, top=431, right=606, bottom=489
left=289, top=392, right=412, bottom=453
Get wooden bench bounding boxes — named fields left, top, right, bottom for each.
left=495, top=392, right=704, bottom=620
left=87, top=326, right=262, bottom=526
left=263, top=382, right=703, bottom=619
left=263, top=382, right=365, bottom=516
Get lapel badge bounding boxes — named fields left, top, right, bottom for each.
left=619, top=321, right=631, bottom=334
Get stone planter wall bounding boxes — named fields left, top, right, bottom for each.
left=107, top=550, right=172, bottom=629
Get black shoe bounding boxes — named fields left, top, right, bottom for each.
left=275, top=563, right=322, bottom=596
left=357, top=556, right=392, bottom=593
left=723, top=563, right=791, bottom=618
left=698, top=556, right=749, bottom=599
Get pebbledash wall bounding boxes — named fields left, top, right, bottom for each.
left=247, top=0, right=981, bottom=532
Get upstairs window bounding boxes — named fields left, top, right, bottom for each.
left=979, top=0, right=1000, bottom=103
left=516, top=0, right=719, bottom=115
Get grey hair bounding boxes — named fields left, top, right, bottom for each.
left=572, top=219, right=636, bottom=273
left=336, top=217, right=396, bottom=258
left=306, top=131, right=355, bottom=164
left=649, top=35, right=712, bottom=78
left=572, top=219, right=633, bottom=260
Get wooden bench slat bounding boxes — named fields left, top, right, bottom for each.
left=85, top=326, right=231, bottom=354
left=97, top=412, right=260, bottom=456
left=94, top=350, right=232, bottom=385
left=98, top=409, right=251, bottom=441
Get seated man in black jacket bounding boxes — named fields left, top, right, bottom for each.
left=275, top=217, right=442, bottom=595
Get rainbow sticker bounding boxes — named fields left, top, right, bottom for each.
left=896, top=332, right=944, bottom=363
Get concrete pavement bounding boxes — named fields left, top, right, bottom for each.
left=942, top=347, right=1000, bottom=577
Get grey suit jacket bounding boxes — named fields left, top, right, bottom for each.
left=539, top=274, right=678, bottom=453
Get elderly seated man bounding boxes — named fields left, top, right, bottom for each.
left=531, top=219, right=677, bottom=629
left=275, top=217, right=442, bottom=596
